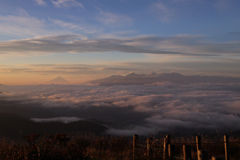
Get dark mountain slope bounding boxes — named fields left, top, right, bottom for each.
left=0, top=113, right=107, bottom=138
left=86, top=72, right=240, bottom=85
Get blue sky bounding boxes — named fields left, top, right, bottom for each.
left=0, top=0, right=240, bottom=84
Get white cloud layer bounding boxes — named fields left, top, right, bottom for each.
left=1, top=82, right=240, bottom=135
left=31, top=117, right=82, bottom=123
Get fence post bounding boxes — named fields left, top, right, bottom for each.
left=197, top=150, right=208, bottom=160
left=224, top=135, right=229, bottom=160
left=163, top=138, right=167, bottom=160
left=133, top=134, right=138, bottom=160
left=147, top=138, right=152, bottom=160
left=163, top=135, right=171, bottom=160
left=212, top=156, right=225, bottom=160
left=183, top=145, right=191, bottom=160
left=168, top=144, right=175, bottom=160
left=196, top=136, right=201, bottom=151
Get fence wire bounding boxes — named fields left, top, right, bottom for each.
left=133, top=135, right=240, bottom=160
left=134, top=137, right=164, bottom=160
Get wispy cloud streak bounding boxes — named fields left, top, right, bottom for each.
left=0, top=15, right=47, bottom=37
left=97, top=11, right=132, bottom=26
left=34, top=0, right=47, bottom=6
left=52, top=0, right=84, bottom=9
left=1, top=34, right=240, bottom=57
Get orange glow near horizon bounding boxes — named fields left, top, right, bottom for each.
left=0, top=73, right=112, bottom=85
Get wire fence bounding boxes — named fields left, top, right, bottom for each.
left=133, top=134, right=240, bottom=160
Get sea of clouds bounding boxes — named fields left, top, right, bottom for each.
left=0, top=83, right=240, bottom=135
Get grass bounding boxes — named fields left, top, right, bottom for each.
left=0, top=133, right=239, bottom=160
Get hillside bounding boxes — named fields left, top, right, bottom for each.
left=0, top=113, right=107, bottom=138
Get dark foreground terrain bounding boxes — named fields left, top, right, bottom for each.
left=0, top=132, right=240, bottom=160
left=0, top=113, right=240, bottom=159
left=0, top=113, right=107, bottom=138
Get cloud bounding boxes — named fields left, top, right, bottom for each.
left=34, top=0, right=47, bottom=6
left=0, top=12, right=97, bottom=39
left=128, top=35, right=240, bottom=55
left=1, top=34, right=240, bottom=57
left=31, top=117, right=82, bottom=123
left=51, top=19, right=83, bottom=31
left=106, top=125, right=161, bottom=136
left=52, top=0, right=84, bottom=9
left=1, top=82, right=240, bottom=136
left=0, top=34, right=186, bottom=56
left=228, top=31, right=240, bottom=36
left=97, top=11, right=132, bottom=26
left=0, top=64, right=91, bottom=75
left=17, top=8, right=30, bottom=17
left=153, top=2, right=175, bottom=22
left=0, top=14, right=47, bottom=38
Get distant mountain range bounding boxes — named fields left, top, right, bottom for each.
left=84, top=72, right=240, bottom=85
left=46, top=76, right=70, bottom=85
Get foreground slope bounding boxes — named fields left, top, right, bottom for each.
left=0, top=113, right=107, bottom=138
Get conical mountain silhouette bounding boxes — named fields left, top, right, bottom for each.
left=46, top=76, right=70, bottom=84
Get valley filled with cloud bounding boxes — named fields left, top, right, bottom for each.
left=1, top=75, right=239, bottom=136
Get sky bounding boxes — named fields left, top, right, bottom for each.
left=0, top=0, right=240, bottom=85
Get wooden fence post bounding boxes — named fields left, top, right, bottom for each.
left=212, top=156, right=225, bottom=160
left=183, top=145, right=191, bottom=160
left=133, top=134, right=138, bottom=160
left=163, top=135, right=171, bottom=160
left=163, top=138, right=167, bottom=160
left=168, top=144, right=175, bottom=160
left=196, top=136, right=201, bottom=151
left=147, top=138, right=152, bottom=160
left=224, top=135, right=229, bottom=160
left=197, top=150, right=208, bottom=160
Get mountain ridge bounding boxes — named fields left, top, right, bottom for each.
left=85, top=72, right=240, bottom=86
left=46, top=76, right=70, bottom=85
